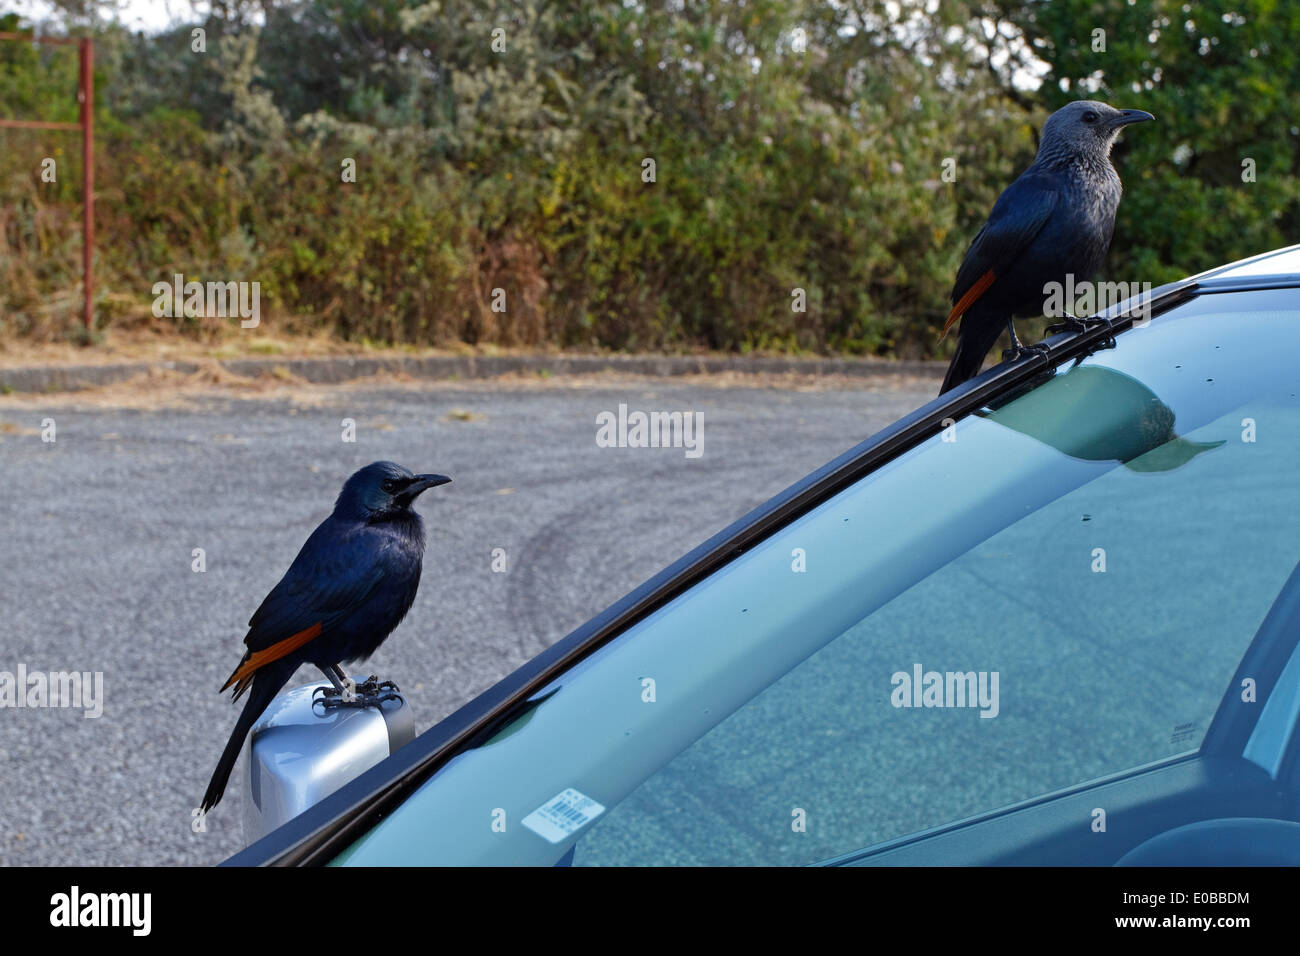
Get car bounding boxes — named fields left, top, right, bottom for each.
left=227, top=244, right=1300, bottom=866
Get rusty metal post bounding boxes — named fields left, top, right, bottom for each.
left=0, top=31, right=93, bottom=332
left=79, top=37, right=94, bottom=331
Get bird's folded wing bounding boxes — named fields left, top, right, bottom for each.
left=221, top=528, right=389, bottom=694
left=221, top=621, right=324, bottom=694
left=942, top=176, right=1059, bottom=339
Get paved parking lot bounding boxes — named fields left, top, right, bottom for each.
left=0, top=373, right=935, bottom=864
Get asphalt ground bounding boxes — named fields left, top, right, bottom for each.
left=0, top=370, right=937, bottom=865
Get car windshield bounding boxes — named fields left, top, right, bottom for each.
left=331, top=287, right=1300, bottom=865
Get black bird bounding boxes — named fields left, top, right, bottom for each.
left=939, top=100, right=1154, bottom=394
left=200, top=461, right=451, bottom=814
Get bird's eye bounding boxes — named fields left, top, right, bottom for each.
left=1082, top=110, right=1098, bottom=124
left=381, top=479, right=396, bottom=493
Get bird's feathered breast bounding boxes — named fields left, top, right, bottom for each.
left=946, top=153, right=1125, bottom=327
left=243, top=513, right=425, bottom=653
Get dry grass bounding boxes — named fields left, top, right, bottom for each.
left=0, top=326, right=494, bottom=370
left=0, top=328, right=939, bottom=411
left=0, top=363, right=938, bottom=413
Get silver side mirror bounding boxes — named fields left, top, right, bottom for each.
left=241, top=677, right=415, bottom=844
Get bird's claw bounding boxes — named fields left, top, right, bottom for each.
left=1001, top=342, right=1051, bottom=363
left=1045, top=313, right=1116, bottom=348
left=1045, top=319, right=1082, bottom=335
left=313, top=676, right=403, bottom=711
left=355, top=675, right=400, bottom=698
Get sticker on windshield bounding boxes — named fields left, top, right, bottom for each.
left=522, top=787, right=606, bottom=843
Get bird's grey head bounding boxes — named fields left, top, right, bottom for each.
left=1037, top=100, right=1154, bottom=166
left=335, top=461, right=451, bottom=519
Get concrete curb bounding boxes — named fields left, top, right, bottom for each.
left=0, top=353, right=945, bottom=394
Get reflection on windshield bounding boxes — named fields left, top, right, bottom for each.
left=983, top=365, right=1225, bottom=472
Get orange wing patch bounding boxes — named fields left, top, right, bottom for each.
left=221, top=621, right=323, bottom=697
left=939, top=268, right=996, bottom=341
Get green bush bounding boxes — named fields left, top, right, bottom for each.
left=0, top=1, right=1295, bottom=357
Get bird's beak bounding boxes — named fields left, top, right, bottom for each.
left=1112, top=109, right=1155, bottom=128
left=400, top=474, right=452, bottom=502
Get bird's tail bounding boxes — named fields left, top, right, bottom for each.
left=200, top=662, right=292, bottom=814
left=939, top=319, right=1006, bottom=395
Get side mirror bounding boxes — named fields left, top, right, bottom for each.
left=241, top=677, right=415, bottom=844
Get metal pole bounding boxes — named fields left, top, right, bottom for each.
left=0, top=32, right=92, bottom=332
left=79, top=38, right=93, bottom=331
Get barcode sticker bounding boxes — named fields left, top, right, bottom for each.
left=522, top=787, right=606, bottom=843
